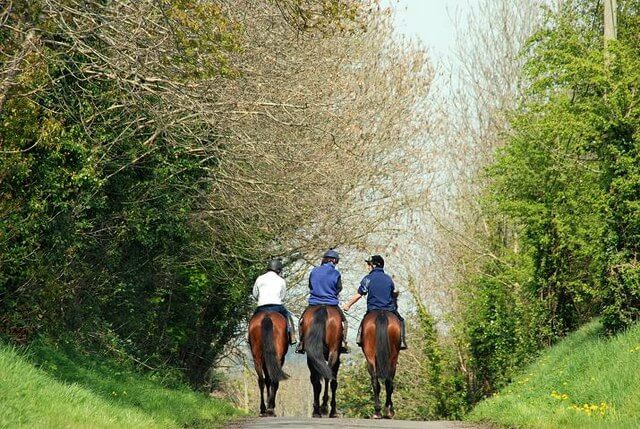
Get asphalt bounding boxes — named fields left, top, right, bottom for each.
left=231, top=417, right=492, bottom=429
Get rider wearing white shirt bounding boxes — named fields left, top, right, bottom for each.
left=252, top=258, right=297, bottom=344
left=253, top=270, right=286, bottom=306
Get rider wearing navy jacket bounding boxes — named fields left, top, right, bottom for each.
left=295, top=249, right=349, bottom=354
left=343, top=255, right=407, bottom=350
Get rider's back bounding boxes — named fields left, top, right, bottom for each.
left=359, top=267, right=395, bottom=311
left=308, top=263, right=341, bottom=306
left=253, top=271, right=286, bottom=306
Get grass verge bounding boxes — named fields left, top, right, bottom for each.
left=0, top=339, right=242, bottom=428
left=468, top=320, right=640, bottom=428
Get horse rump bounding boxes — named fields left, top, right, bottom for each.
left=305, top=306, right=334, bottom=380
left=375, top=311, right=391, bottom=380
left=262, top=314, right=288, bottom=382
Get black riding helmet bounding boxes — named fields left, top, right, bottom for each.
left=365, top=255, right=384, bottom=268
left=267, top=258, right=283, bottom=274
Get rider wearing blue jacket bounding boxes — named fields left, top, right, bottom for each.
left=343, top=255, right=407, bottom=350
left=295, top=249, right=349, bottom=354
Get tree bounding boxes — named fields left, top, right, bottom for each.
left=0, top=0, right=435, bottom=385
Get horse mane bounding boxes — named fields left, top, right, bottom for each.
left=375, top=311, right=391, bottom=379
left=261, top=314, right=289, bottom=382
left=305, top=306, right=334, bottom=380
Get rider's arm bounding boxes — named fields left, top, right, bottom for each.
left=252, top=278, right=260, bottom=301
left=343, top=293, right=362, bottom=311
left=344, top=276, right=368, bottom=311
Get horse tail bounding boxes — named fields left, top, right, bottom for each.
left=306, top=306, right=334, bottom=380
left=262, top=315, right=288, bottom=382
left=375, top=311, right=391, bottom=380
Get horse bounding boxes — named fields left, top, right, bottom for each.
left=360, top=310, right=401, bottom=419
left=248, top=311, right=289, bottom=417
left=300, top=305, right=343, bottom=418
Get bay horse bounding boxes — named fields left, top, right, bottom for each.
left=248, top=311, right=289, bottom=416
left=300, top=305, right=343, bottom=418
left=360, top=310, right=401, bottom=419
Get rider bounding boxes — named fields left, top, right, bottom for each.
left=252, top=258, right=297, bottom=344
left=295, top=249, right=349, bottom=354
left=343, top=255, right=407, bottom=350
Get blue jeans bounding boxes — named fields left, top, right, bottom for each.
left=254, top=304, right=290, bottom=319
left=254, top=304, right=294, bottom=336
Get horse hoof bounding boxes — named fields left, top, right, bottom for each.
left=312, top=413, right=322, bottom=418
left=259, top=412, right=268, bottom=417
left=266, top=409, right=276, bottom=417
left=372, top=412, right=383, bottom=419
left=329, top=412, right=338, bottom=418
left=320, top=406, right=328, bottom=415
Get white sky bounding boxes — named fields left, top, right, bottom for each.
left=385, top=0, right=473, bottom=63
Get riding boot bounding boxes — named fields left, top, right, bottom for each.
left=287, top=314, right=297, bottom=344
left=340, top=316, right=349, bottom=354
left=295, top=320, right=305, bottom=354
left=400, top=319, right=408, bottom=350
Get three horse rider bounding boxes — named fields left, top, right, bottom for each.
left=252, top=250, right=407, bottom=352
left=343, top=254, right=408, bottom=350
left=252, top=258, right=297, bottom=344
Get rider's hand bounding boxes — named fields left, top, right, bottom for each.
left=343, top=305, right=350, bottom=312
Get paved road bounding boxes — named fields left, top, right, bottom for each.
left=230, top=417, right=492, bottom=429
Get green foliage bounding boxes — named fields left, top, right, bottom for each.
left=0, top=338, right=240, bottom=428
left=456, top=0, right=640, bottom=402
left=0, top=0, right=259, bottom=385
left=459, top=255, right=545, bottom=400
left=469, top=320, right=640, bottom=429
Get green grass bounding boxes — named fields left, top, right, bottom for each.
left=0, top=339, right=242, bottom=428
left=468, top=320, right=640, bottom=428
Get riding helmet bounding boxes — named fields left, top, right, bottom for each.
left=323, top=249, right=340, bottom=261
left=365, top=255, right=384, bottom=268
left=267, top=258, right=284, bottom=273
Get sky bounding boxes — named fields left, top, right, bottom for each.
left=384, top=0, right=473, bottom=63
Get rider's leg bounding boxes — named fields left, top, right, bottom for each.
left=287, top=313, right=297, bottom=344
left=295, top=310, right=305, bottom=353
left=337, top=307, right=349, bottom=353
left=395, top=311, right=408, bottom=350
left=356, top=320, right=363, bottom=346
left=356, top=310, right=368, bottom=346
left=276, top=306, right=296, bottom=344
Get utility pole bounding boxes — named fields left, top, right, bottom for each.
left=604, top=0, right=618, bottom=44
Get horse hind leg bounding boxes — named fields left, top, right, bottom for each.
left=329, top=359, right=340, bottom=418
left=258, top=377, right=267, bottom=417
left=266, top=379, right=279, bottom=417
left=320, top=378, right=329, bottom=415
left=384, top=378, right=395, bottom=419
left=371, top=375, right=382, bottom=419
left=310, top=370, right=323, bottom=418
left=329, top=378, right=338, bottom=418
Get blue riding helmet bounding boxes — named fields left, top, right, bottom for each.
left=323, top=249, right=340, bottom=261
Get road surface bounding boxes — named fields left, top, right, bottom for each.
left=229, top=417, right=493, bottom=429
